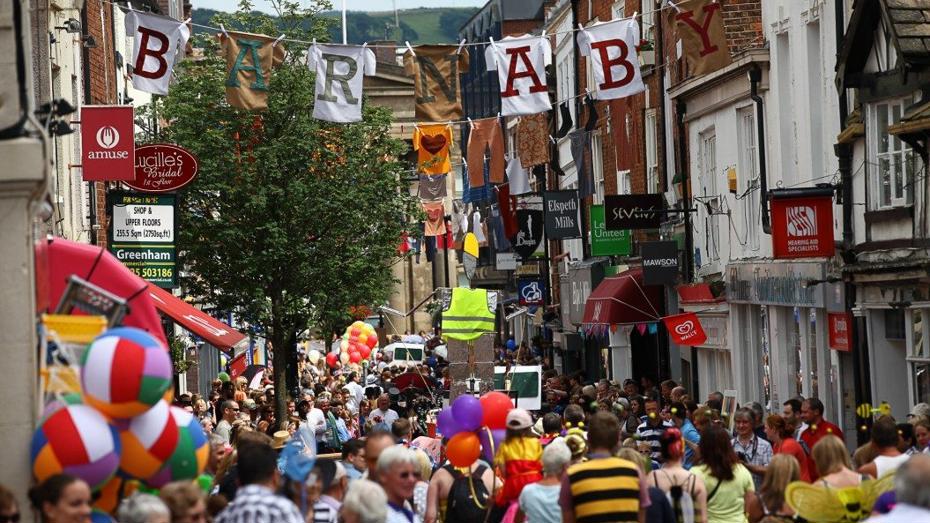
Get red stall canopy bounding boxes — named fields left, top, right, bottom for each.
left=582, top=267, right=662, bottom=325
left=44, top=237, right=168, bottom=346
left=147, top=284, right=248, bottom=354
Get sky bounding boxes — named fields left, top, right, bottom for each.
left=196, top=0, right=486, bottom=13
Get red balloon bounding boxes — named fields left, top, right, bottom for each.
left=350, top=327, right=362, bottom=337
left=480, top=391, right=513, bottom=430
left=366, top=335, right=377, bottom=349
left=446, top=432, right=481, bottom=467
left=325, top=352, right=339, bottom=368
left=349, top=352, right=361, bottom=364
left=359, top=346, right=371, bottom=359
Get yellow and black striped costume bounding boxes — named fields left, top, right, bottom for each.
left=566, top=457, right=641, bottom=523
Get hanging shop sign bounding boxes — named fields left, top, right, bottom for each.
left=81, top=106, right=135, bottom=181
left=108, top=192, right=177, bottom=288
left=495, top=252, right=518, bottom=271
left=518, top=278, right=545, bottom=306
left=663, top=312, right=708, bottom=346
left=641, top=240, right=680, bottom=286
left=567, top=261, right=606, bottom=326
left=828, top=312, right=852, bottom=351
left=604, top=193, right=664, bottom=230
left=544, top=190, right=581, bottom=240
left=126, top=144, right=199, bottom=193
left=770, top=189, right=835, bottom=259
left=727, top=261, right=826, bottom=307
left=590, top=205, right=632, bottom=256
left=511, top=208, right=544, bottom=260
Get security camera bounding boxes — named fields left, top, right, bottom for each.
left=55, top=18, right=82, bottom=34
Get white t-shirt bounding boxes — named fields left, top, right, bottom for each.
left=485, top=35, right=552, bottom=116
left=309, top=44, right=377, bottom=123
left=345, top=382, right=365, bottom=412
left=306, top=407, right=327, bottom=441
left=506, top=157, right=531, bottom=195
left=125, top=10, right=190, bottom=95
left=369, top=408, right=399, bottom=429
left=577, top=18, right=645, bottom=101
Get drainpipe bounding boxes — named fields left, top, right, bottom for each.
left=748, top=65, right=770, bottom=234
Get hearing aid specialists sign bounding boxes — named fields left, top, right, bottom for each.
left=81, top=106, right=135, bottom=181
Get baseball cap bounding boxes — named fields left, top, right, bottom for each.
left=506, top=408, right=533, bottom=430
left=908, top=402, right=930, bottom=419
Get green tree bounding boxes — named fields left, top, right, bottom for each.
left=146, top=0, right=416, bottom=423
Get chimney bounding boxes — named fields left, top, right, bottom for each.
left=369, top=40, right=399, bottom=65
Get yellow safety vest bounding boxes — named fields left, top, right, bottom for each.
left=442, top=288, right=496, bottom=341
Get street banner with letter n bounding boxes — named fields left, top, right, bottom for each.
left=663, top=312, right=707, bottom=346
left=770, top=188, right=835, bottom=259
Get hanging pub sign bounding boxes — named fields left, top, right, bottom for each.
left=81, top=106, right=135, bottom=181
left=663, top=312, right=708, bottom=346
left=544, top=190, right=581, bottom=239
left=108, top=192, right=177, bottom=288
left=770, top=188, right=835, bottom=259
left=590, top=205, right=631, bottom=256
left=641, top=240, right=679, bottom=286
left=463, top=232, right=479, bottom=280
left=511, top=208, right=543, bottom=260
left=604, top=193, right=665, bottom=230
left=126, top=144, right=199, bottom=193
left=828, top=312, right=852, bottom=351
left=518, top=278, right=545, bottom=306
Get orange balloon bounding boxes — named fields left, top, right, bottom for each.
left=446, top=432, right=481, bottom=467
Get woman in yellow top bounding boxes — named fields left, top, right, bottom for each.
left=692, top=425, right=755, bottom=523
left=494, top=408, right=543, bottom=509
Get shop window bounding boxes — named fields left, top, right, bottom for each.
left=699, top=129, right=720, bottom=262
left=908, top=309, right=930, bottom=404
left=737, top=106, right=760, bottom=251
left=645, top=109, right=659, bottom=193
left=592, top=133, right=605, bottom=205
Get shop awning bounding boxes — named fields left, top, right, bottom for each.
left=677, top=283, right=724, bottom=304
left=582, top=267, right=662, bottom=325
left=147, top=284, right=248, bottom=354
left=44, top=237, right=168, bottom=346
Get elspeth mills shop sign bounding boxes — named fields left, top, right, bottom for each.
left=544, top=190, right=581, bottom=239
left=81, top=106, right=135, bottom=181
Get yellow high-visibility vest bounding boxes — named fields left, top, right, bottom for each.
left=441, top=288, right=496, bottom=341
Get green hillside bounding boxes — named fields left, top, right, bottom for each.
left=190, top=7, right=478, bottom=45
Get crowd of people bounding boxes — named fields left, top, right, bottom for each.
left=11, top=334, right=930, bottom=523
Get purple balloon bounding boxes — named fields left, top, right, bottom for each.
left=436, top=408, right=461, bottom=438
left=452, top=395, right=484, bottom=432
left=478, top=427, right=506, bottom=462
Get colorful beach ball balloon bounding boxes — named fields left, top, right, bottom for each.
left=147, top=406, right=209, bottom=488
left=81, top=327, right=173, bottom=419
left=117, top=400, right=179, bottom=480
left=93, top=476, right=140, bottom=514
left=31, top=404, right=121, bottom=490
left=40, top=392, right=83, bottom=423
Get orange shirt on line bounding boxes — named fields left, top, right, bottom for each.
left=413, top=124, right=453, bottom=175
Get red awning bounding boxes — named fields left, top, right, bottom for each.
left=44, top=237, right=168, bottom=346
left=677, top=283, right=724, bottom=304
left=582, top=267, right=663, bottom=325
left=147, top=284, right=248, bottom=353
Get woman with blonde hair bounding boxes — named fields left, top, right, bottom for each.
left=812, top=435, right=864, bottom=488
left=745, top=454, right=800, bottom=523
left=159, top=481, right=207, bottom=523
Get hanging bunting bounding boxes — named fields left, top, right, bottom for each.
left=636, top=323, right=648, bottom=336
left=418, top=174, right=447, bottom=200
left=220, top=31, right=286, bottom=110
left=403, top=45, right=470, bottom=121
left=485, top=34, right=552, bottom=116
left=422, top=201, right=446, bottom=237
left=648, top=323, right=658, bottom=335
left=413, top=124, right=453, bottom=174
left=576, top=18, right=645, bottom=100
left=673, top=0, right=732, bottom=76
left=308, top=43, right=377, bottom=123
left=125, top=10, right=191, bottom=95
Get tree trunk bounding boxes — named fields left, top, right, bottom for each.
left=271, top=297, right=289, bottom=429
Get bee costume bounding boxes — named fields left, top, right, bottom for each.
left=784, top=472, right=895, bottom=522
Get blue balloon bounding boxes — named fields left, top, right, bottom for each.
left=437, top=407, right=461, bottom=438
left=506, top=339, right=516, bottom=350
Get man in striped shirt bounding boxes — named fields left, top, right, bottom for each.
left=636, top=398, right=673, bottom=463
left=214, top=442, right=305, bottom=523
left=560, top=411, right=650, bottom=523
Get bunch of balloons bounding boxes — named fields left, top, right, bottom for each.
left=326, top=321, right=378, bottom=368
left=30, top=327, right=209, bottom=515
left=436, top=391, right=514, bottom=467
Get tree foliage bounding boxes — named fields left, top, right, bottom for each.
left=143, top=0, right=416, bottom=421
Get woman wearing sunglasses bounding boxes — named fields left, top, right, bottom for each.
left=0, top=484, right=19, bottom=523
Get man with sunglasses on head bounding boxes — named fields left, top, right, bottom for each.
left=215, top=400, right=239, bottom=445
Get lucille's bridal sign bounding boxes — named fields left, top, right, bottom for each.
left=126, top=144, right=199, bottom=193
